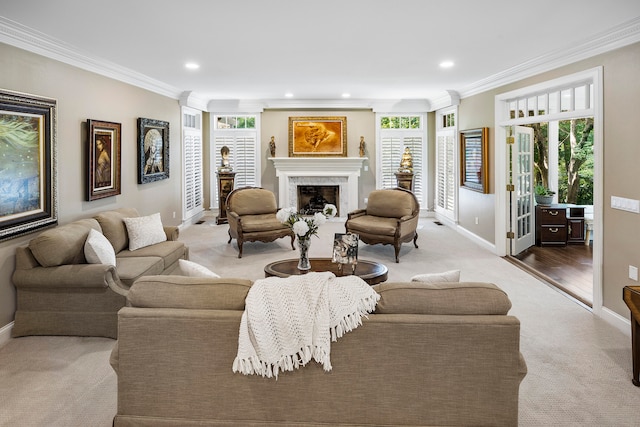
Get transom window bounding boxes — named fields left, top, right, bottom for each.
left=215, top=115, right=256, bottom=129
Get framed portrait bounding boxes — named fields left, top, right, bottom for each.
left=332, top=233, right=359, bottom=268
left=138, top=117, right=169, bottom=184
left=0, top=89, right=57, bottom=241
left=460, top=127, right=489, bottom=193
left=288, top=116, right=347, bottom=157
left=87, top=119, right=121, bottom=200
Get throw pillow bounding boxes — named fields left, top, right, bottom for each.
left=178, top=259, right=220, bottom=278
left=122, top=212, right=167, bottom=251
left=410, top=269, right=460, bottom=283
left=84, top=228, right=116, bottom=266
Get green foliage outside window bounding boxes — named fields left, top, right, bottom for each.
left=380, top=116, right=421, bottom=129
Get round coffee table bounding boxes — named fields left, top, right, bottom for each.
left=264, top=258, right=388, bottom=285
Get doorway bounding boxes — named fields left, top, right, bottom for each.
left=494, top=67, right=603, bottom=313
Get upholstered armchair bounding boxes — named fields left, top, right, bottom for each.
left=345, top=187, right=419, bottom=262
left=226, top=187, right=295, bottom=258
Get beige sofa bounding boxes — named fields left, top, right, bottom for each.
left=110, top=276, right=527, bottom=426
left=12, top=208, right=188, bottom=339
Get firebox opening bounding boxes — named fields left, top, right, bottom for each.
left=297, top=185, right=339, bottom=216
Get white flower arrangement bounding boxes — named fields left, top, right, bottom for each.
left=277, top=204, right=337, bottom=240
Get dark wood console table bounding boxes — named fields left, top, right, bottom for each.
left=623, top=285, right=640, bottom=386
left=265, top=258, right=388, bottom=286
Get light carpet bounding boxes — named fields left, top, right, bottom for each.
left=1, top=214, right=639, bottom=426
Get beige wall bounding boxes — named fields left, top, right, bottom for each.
left=0, top=43, right=183, bottom=328
left=260, top=110, right=377, bottom=208
left=458, top=41, right=640, bottom=317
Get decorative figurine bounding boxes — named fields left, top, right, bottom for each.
left=399, top=147, right=413, bottom=172
left=269, top=136, right=276, bottom=157
left=359, top=136, right=366, bottom=157
left=219, top=145, right=232, bottom=171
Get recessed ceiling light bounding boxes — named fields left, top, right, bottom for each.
left=439, top=61, right=454, bottom=68
left=342, top=93, right=351, bottom=98
left=285, top=92, right=294, bottom=98
left=185, top=62, right=200, bottom=70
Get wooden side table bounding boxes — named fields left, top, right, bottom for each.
left=216, top=171, right=236, bottom=225
left=394, top=172, right=414, bottom=192
left=623, top=285, right=640, bottom=386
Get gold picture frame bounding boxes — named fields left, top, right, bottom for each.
left=460, top=127, right=489, bottom=193
left=87, top=119, right=121, bottom=200
left=288, top=116, right=347, bottom=157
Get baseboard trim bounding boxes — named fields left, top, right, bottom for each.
left=600, top=306, right=631, bottom=337
left=455, top=225, right=496, bottom=253
left=0, top=321, right=13, bottom=348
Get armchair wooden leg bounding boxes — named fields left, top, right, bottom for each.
left=632, top=317, right=640, bottom=386
left=227, top=230, right=232, bottom=244
left=394, top=246, right=400, bottom=263
left=290, top=235, right=295, bottom=250
left=237, top=240, right=243, bottom=258
left=413, top=232, right=419, bottom=248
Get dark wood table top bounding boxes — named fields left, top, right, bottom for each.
left=264, top=258, right=388, bottom=286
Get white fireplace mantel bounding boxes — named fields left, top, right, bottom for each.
left=270, top=157, right=366, bottom=216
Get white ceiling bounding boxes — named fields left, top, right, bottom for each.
left=2, top=0, right=640, bottom=106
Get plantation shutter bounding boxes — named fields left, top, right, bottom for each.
left=182, top=109, right=203, bottom=221
left=379, top=131, right=424, bottom=204
left=212, top=131, right=258, bottom=208
left=436, top=132, right=455, bottom=211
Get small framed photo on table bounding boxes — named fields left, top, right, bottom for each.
left=332, top=233, right=359, bottom=273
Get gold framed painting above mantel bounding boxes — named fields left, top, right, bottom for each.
left=288, top=116, right=347, bottom=157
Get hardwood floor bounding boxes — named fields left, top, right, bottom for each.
left=508, top=243, right=593, bottom=307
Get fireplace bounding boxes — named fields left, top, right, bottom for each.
left=270, top=157, right=366, bottom=216
left=297, top=185, right=339, bottom=216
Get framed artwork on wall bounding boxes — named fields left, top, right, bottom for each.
left=87, top=119, right=121, bottom=200
left=0, top=88, right=58, bottom=241
left=288, top=116, right=347, bottom=157
left=460, top=127, right=489, bottom=193
left=137, top=117, right=169, bottom=184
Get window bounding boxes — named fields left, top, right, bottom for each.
left=182, top=107, right=203, bottom=221
left=211, top=115, right=260, bottom=208
left=435, top=107, right=457, bottom=221
left=377, top=114, right=426, bottom=205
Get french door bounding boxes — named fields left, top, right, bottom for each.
left=509, top=125, right=535, bottom=255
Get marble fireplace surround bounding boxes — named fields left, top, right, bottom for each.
left=270, top=157, right=366, bottom=217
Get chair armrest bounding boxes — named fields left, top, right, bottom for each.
left=348, top=209, right=367, bottom=220
left=163, top=226, right=179, bottom=241
left=12, top=263, right=122, bottom=291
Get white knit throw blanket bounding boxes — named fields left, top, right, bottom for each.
left=232, top=271, right=380, bottom=378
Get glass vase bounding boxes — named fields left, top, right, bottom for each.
left=297, top=237, right=311, bottom=270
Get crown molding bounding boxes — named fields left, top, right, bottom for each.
left=459, top=16, right=640, bottom=99
left=2, top=15, right=639, bottom=107
left=0, top=16, right=183, bottom=99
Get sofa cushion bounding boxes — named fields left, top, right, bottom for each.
left=344, top=215, right=397, bottom=236
left=116, top=256, right=165, bottom=287
left=178, top=259, right=220, bottom=278
left=366, top=190, right=414, bottom=218
left=240, top=214, right=290, bottom=233
left=28, top=218, right=101, bottom=267
left=411, top=269, right=460, bottom=283
left=229, top=188, right=277, bottom=216
left=372, top=282, right=512, bottom=315
left=115, top=240, right=186, bottom=270
left=94, top=208, right=139, bottom=253
left=127, top=275, right=253, bottom=310
left=84, top=229, right=116, bottom=266
left=123, top=212, right=167, bottom=251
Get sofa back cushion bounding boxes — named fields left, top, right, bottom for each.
left=228, top=188, right=277, bottom=216
left=94, top=208, right=139, bottom=253
left=372, top=282, right=512, bottom=315
left=28, top=218, right=101, bottom=267
left=128, top=275, right=253, bottom=310
left=366, top=189, right=416, bottom=219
